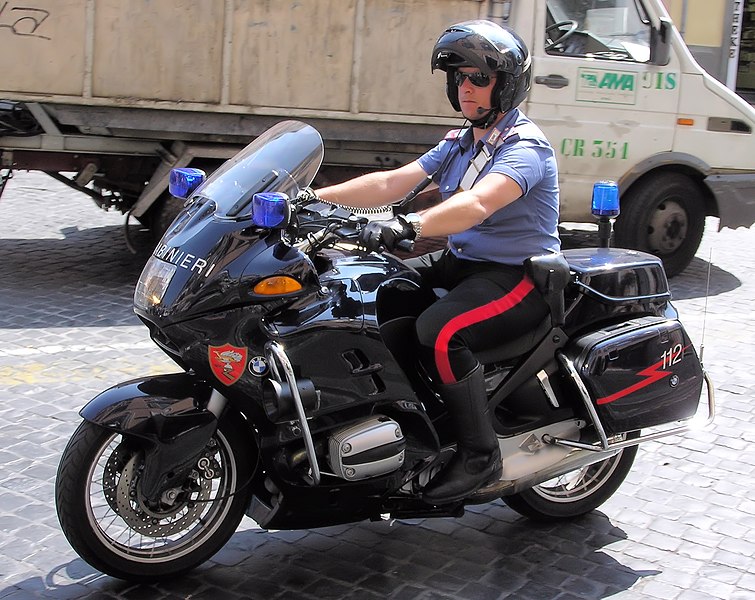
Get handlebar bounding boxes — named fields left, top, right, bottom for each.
left=293, top=201, right=415, bottom=255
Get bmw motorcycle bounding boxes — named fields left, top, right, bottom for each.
left=55, top=120, right=714, bottom=581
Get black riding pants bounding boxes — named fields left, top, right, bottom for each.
left=407, top=249, right=548, bottom=385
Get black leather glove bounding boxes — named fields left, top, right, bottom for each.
left=358, top=215, right=415, bottom=252
left=295, top=186, right=320, bottom=205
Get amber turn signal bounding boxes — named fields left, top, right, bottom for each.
left=253, top=276, right=303, bottom=295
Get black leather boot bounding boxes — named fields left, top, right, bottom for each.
left=422, top=365, right=502, bottom=505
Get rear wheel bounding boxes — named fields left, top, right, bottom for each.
left=614, top=172, right=706, bottom=277
left=55, top=416, right=255, bottom=581
left=502, top=434, right=638, bottom=521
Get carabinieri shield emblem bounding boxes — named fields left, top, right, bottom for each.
left=208, top=344, right=248, bottom=385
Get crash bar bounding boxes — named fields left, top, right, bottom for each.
left=551, top=352, right=715, bottom=452
left=265, top=341, right=321, bottom=485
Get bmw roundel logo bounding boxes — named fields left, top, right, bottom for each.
left=248, top=356, right=269, bottom=377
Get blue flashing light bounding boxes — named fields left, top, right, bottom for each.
left=252, top=192, right=290, bottom=228
left=169, top=168, right=206, bottom=199
left=592, top=180, right=620, bottom=217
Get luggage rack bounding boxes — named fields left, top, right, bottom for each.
left=549, top=352, right=716, bottom=452
left=571, top=279, right=672, bottom=305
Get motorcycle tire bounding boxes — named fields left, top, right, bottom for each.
left=55, top=414, right=255, bottom=582
left=502, top=433, right=639, bottom=522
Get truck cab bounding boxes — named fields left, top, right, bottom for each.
left=511, top=0, right=755, bottom=275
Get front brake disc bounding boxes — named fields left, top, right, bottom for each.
left=114, top=454, right=212, bottom=537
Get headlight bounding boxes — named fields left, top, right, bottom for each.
left=134, top=256, right=178, bottom=311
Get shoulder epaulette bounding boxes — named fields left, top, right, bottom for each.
left=499, top=123, right=546, bottom=146
left=444, top=128, right=465, bottom=141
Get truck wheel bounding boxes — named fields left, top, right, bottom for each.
left=614, top=172, right=705, bottom=277
left=149, top=192, right=185, bottom=242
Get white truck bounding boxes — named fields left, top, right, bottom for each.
left=1, top=0, right=753, bottom=275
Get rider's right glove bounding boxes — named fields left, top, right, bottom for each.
left=358, top=215, right=415, bottom=252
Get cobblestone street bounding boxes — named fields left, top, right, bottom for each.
left=0, top=170, right=753, bottom=599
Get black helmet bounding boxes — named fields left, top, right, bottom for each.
left=431, top=20, right=531, bottom=115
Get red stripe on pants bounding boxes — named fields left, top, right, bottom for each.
left=434, top=277, right=535, bottom=384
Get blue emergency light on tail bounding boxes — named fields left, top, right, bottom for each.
left=591, top=180, right=620, bottom=217
left=592, top=180, right=620, bottom=248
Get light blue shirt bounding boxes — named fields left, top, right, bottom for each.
left=416, top=108, right=560, bottom=266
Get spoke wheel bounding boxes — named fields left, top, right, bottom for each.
left=56, top=417, right=255, bottom=581
left=502, top=433, right=638, bottom=521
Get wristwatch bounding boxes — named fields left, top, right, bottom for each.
left=403, top=212, right=423, bottom=240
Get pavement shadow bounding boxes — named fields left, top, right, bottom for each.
left=1, top=221, right=737, bottom=330
left=4, top=508, right=660, bottom=599
left=0, top=224, right=153, bottom=288
left=0, top=225, right=153, bottom=329
left=668, top=256, right=741, bottom=300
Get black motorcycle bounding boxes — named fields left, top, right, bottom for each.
left=55, top=120, right=714, bottom=581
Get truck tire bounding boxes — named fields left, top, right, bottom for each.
left=149, top=192, right=185, bottom=242
left=614, top=172, right=705, bottom=277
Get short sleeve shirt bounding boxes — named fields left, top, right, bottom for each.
left=416, top=108, right=560, bottom=266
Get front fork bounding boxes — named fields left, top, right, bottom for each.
left=0, top=169, right=12, bottom=199
left=80, top=373, right=231, bottom=503
left=207, top=388, right=229, bottom=418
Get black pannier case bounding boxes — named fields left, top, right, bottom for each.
left=568, top=316, right=703, bottom=434
left=562, top=248, right=671, bottom=334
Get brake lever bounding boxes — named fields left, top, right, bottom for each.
left=396, top=239, right=415, bottom=253
left=372, top=239, right=414, bottom=254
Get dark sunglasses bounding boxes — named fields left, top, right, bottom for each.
left=453, top=71, right=492, bottom=88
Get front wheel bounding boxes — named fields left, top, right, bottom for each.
left=55, top=416, right=256, bottom=581
left=502, top=434, right=638, bottom=521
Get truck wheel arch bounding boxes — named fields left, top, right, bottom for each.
left=617, top=152, right=718, bottom=218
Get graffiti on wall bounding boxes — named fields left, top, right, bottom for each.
left=0, top=2, right=51, bottom=40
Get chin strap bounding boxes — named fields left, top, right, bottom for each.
left=469, top=108, right=500, bottom=129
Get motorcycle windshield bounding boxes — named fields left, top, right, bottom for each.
left=193, top=120, right=324, bottom=218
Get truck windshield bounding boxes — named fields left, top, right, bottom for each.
left=546, top=0, right=651, bottom=62
left=193, top=120, right=324, bottom=218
